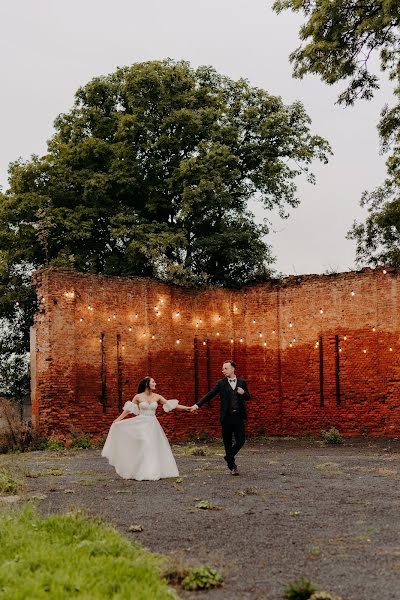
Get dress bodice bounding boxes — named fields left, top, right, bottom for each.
left=138, top=401, right=158, bottom=416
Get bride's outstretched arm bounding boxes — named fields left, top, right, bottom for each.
left=158, top=396, right=191, bottom=412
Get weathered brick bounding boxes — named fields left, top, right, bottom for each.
left=31, top=267, right=400, bottom=440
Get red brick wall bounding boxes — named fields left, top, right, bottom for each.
left=31, top=267, right=400, bottom=440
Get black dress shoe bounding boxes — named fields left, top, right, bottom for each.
left=230, top=466, right=239, bottom=476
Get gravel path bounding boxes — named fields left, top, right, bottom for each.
left=5, top=437, right=400, bottom=600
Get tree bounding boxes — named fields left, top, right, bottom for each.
left=0, top=59, right=330, bottom=374
left=273, top=0, right=400, bottom=266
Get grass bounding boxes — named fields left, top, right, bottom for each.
left=0, top=506, right=176, bottom=600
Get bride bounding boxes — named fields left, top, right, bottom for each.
left=101, top=376, right=190, bottom=480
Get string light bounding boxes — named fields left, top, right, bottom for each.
left=107, top=317, right=111, bottom=322
left=383, top=270, right=387, bottom=274
left=319, top=308, right=323, bottom=314
left=79, top=318, right=83, bottom=322
left=272, top=330, right=275, bottom=334
left=128, top=327, right=132, bottom=332
left=289, top=343, right=293, bottom=348
left=64, top=291, right=75, bottom=300
left=230, top=339, right=234, bottom=344
left=259, top=332, right=263, bottom=338
left=253, top=319, right=256, bottom=324
left=176, top=339, right=180, bottom=344
left=175, top=311, right=180, bottom=317
left=372, top=327, right=376, bottom=332
left=113, top=314, right=116, bottom=319
left=363, top=349, right=367, bottom=353
left=203, top=341, right=206, bottom=346
left=343, top=336, right=347, bottom=341
left=351, top=291, right=355, bottom=296
left=289, top=322, right=293, bottom=328
left=389, top=347, right=393, bottom=351
left=122, top=345, right=125, bottom=350
left=263, top=342, right=267, bottom=347
left=240, top=338, right=243, bottom=343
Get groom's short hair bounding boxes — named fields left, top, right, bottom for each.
left=223, top=360, right=236, bottom=368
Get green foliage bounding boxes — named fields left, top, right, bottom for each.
left=273, top=1, right=400, bottom=268
left=283, top=577, right=317, bottom=600
left=321, top=427, right=343, bottom=445
left=70, top=433, right=92, bottom=449
left=181, top=566, right=223, bottom=590
left=0, top=467, right=19, bottom=495
left=30, top=437, right=65, bottom=451
left=0, top=507, right=176, bottom=599
left=0, top=59, right=330, bottom=365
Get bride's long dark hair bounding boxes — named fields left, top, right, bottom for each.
left=137, top=376, right=152, bottom=394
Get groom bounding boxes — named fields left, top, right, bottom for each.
left=190, top=360, right=250, bottom=475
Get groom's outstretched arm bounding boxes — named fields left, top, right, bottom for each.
left=190, top=383, right=220, bottom=412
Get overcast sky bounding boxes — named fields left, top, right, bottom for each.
left=0, top=0, right=391, bottom=275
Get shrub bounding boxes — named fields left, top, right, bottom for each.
left=321, top=428, right=343, bottom=445
left=181, top=566, right=223, bottom=590
left=0, top=467, right=19, bottom=495
left=70, top=433, right=92, bottom=449
left=30, top=437, right=65, bottom=451
left=284, top=577, right=317, bottom=600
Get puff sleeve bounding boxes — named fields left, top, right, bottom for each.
left=163, top=399, right=179, bottom=413
left=123, top=401, right=139, bottom=415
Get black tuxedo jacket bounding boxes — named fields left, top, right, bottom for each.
left=196, top=377, right=250, bottom=423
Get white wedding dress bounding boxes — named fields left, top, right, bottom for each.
left=101, top=399, right=179, bottom=480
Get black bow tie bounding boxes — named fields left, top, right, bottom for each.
left=228, top=378, right=236, bottom=382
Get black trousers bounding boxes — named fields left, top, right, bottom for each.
left=221, top=414, right=246, bottom=469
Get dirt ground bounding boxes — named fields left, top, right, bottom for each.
left=3, top=436, right=400, bottom=600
